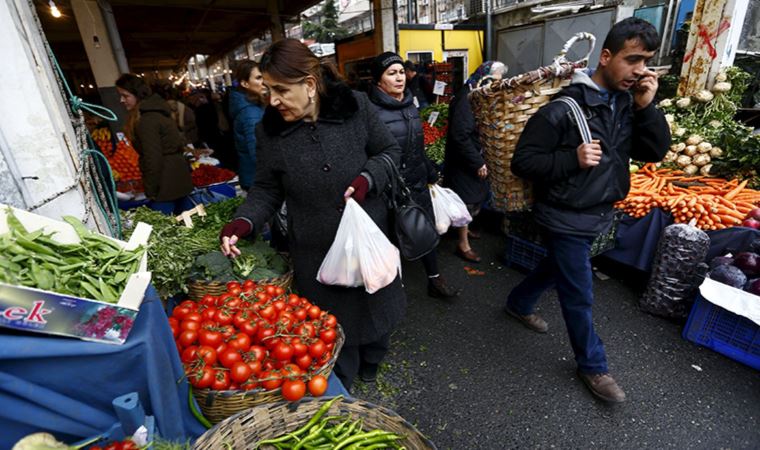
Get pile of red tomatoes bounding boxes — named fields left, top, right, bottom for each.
left=168, top=281, right=340, bottom=402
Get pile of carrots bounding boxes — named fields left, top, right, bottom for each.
left=615, top=163, right=760, bottom=230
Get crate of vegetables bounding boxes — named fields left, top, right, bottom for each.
left=193, top=395, right=436, bottom=450
left=683, top=247, right=760, bottom=370
left=171, top=282, right=344, bottom=424
left=0, top=205, right=152, bottom=344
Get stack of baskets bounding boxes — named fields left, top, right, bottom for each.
left=193, top=326, right=345, bottom=424
left=193, top=396, right=437, bottom=450
left=469, top=32, right=596, bottom=213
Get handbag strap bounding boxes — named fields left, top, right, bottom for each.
left=378, top=153, right=410, bottom=209
left=553, top=96, right=593, bottom=144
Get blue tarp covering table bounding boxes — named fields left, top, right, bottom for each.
left=604, top=208, right=760, bottom=272
left=0, top=285, right=349, bottom=448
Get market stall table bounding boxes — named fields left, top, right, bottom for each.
left=0, top=285, right=350, bottom=448
left=603, top=208, right=760, bottom=272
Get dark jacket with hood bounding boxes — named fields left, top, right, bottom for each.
left=443, top=84, right=490, bottom=205
left=511, top=70, right=671, bottom=236
left=235, top=75, right=406, bottom=346
left=368, top=85, right=437, bottom=217
left=133, top=93, right=193, bottom=201
left=229, top=88, right=265, bottom=190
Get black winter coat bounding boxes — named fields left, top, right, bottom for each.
left=235, top=79, right=406, bottom=346
left=133, top=94, right=193, bottom=202
left=511, top=70, right=671, bottom=236
left=443, top=85, right=490, bottom=205
left=368, top=86, right=437, bottom=217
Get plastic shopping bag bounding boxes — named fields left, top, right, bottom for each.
left=429, top=184, right=472, bottom=234
left=317, top=198, right=401, bottom=294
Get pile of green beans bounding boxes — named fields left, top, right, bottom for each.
left=0, top=210, right=144, bottom=303
left=255, top=396, right=406, bottom=450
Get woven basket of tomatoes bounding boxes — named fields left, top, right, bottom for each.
left=187, top=271, right=293, bottom=302
left=170, top=281, right=344, bottom=424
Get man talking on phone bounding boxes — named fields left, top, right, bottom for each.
left=504, top=18, right=670, bottom=403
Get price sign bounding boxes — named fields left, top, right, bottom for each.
left=427, top=111, right=440, bottom=126
left=433, top=80, right=447, bottom=96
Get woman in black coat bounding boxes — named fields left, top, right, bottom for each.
left=368, top=52, right=458, bottom=299
left=443, top=61, right=507, bottom=263
left=219, top=39, right=406, bottom=390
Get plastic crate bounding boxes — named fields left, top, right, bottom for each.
left=503, top=235, right=547, bottom=272
left=683, top=294, right=760, bottom=370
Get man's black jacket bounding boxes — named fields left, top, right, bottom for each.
left=511, top=70, right=671, bottom=236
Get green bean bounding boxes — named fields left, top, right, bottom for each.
left=257, top=397, right=343, bottom=448
left=15, top=234, right=59, bottom=257
left=334, top=431, right=398, bottom=450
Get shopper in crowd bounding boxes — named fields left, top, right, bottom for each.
left=153, top=80, right=198, bottom=146
left=192, top=89, right=238, bottom=171
left=115, top=74, right=193, bottom=215
left=229, top=60, right=267, bottom=191
left=443, top=61, right=507, bottom=263
left=505, top=18, right=670, bottom=403
left=369, top=52, right=459, bottom=299
left=403, top=60, right=433, bottom=109
left=219, top=39, right=406, bottom=391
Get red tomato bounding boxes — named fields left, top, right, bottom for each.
left=200, top=294, right=216, bottom=306
left=294, top=323, right=316, bottom=339
left=198, top=329, right=223, bottom=348
left=169, top=322, right=179, bottom=338
left=201, top=307, right=218, bottom=322
left=219, top=324, right=236, bottom=339
left=319, top=328, right=337, bottom=344
left=271, top=342, right=294, bottom=361
left=227, top=333, right=252, bottom=352
left=180, top=300, right=197, bottom=309
left=191, top=366, right=215, bottom=389
left=307, top=305, right=322, bottom=320
left=243, top=279, right=256, bottom=290
left=308, top=375, right=328, bottom=397
left=247, top=345, right=267, bottom=362
left=228, top=286, right=242, bottom=297
left=184, top=312, right=202, bottom=323
left=218, top=348, right=243, bottom=368
left=281, top=379, right=306, bottom=401
left=225, top=296, right=242, bottom=309
left=238, top=319, right=258, bottom=337
left=256, top=325, right=275, bottom=343
left=260, top=370, right=283, bottom=390
left=273, top=299, right=286, bottom=312
left=215, top=309, right=234, bottom=326
left=178, top=330, right=198, bottom=347
left=167, top=317, right=179, bottom=328
left=90, top=446, right=104, bottom=450
left=292, top=308, right=308, bottom=322
left=233, top=311, right=249, bottom=329
left=292, top=341, right=308, bottom=357
left=214, top=342, right=227, bottom=355
left=265, top=285, right=278, bottom=296
left=308, top=340, right=327, bottom=359
left=230, top=361, right=253, bottom=384
left=287, top=294, right=301, bottom=306
left=295, top=353, right=313, bottom=370
left=247, top=359, right=263, bottom=376
left=211, top=370, right=231, bottom=390
left=181, top=346, right=199, bottom=364
left=180, top=319, right=201, bottom=332
left=103, top=443, right=121, bottom=450
left=172, top=305, right=191, bottom=320
left=323, top=314, right=338, bottom=328
left=242, top=380, right=259, bottom=390
left=226, top=281, right=241, bottom=291
left=196, top=346, right=217, bottom=365
left=121, top=441, right=138, bottom=450
left=259, top=305, right=276, bottom=322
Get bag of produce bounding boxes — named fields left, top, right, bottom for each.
left=640, top=223, right=710, bottom=320
left=429, top=184, right=472, bottom=234
left=317, top=199, right=401, bottom=293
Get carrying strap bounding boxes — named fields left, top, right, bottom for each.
left=378, top=153, right=409, bottom=209
left=552, top=96, right=593, bottom=145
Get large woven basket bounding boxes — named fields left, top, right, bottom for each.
left=192, top=325, right=344, bottom=424
left=469, top=32, right=596, bottom=212
left=193, top=396, right=437, bottom=450
left=187, top=270, right=294, bottom=301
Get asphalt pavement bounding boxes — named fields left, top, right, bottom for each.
left=352, top=215, right=760, bottom=450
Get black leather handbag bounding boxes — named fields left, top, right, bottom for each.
left=379, top=153, right=439, bottom=261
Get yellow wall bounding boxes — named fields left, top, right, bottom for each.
left=398, top=29, right=484, bottom=76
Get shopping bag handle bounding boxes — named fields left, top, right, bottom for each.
left=553, top=32, right=596, bottom=69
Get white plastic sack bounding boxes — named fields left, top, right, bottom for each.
left=429, top=184, right=472, bottom=234
left=317, top=198, right=401, bottom=294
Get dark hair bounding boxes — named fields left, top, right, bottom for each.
left=259, top=38, right=342, bottom=98
left=115, top=73, right=152, bottom=100
left=602, top=17, right=660, bottom=54
left=233, top=59, right=258, bottom=83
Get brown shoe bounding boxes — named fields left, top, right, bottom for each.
left=467, top=229, right=481, bottom=239
left=577, top=371, right=626, bottom=403
left=456, top=247, right=481, bottom=263
left=504, top=306, right=548, bottom=333
left=428, top=276, right=459, bottom=298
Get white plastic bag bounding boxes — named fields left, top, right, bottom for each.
left=317, top=199, right=401, bottom=294
left=429, top=184, right=472, bottom=234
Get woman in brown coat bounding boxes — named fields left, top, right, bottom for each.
left=116, top=74, right=193, bottom=214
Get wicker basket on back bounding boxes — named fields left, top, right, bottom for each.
left=469, top=32, right=596, bottom=212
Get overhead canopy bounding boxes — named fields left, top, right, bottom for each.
left=38, top=0, right=322, bottom=72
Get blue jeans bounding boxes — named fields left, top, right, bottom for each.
left=147, top=197, right=194, bottom=215
left=506, top=231, right=608, bottom=374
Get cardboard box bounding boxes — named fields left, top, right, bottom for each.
left=0, top=205, right=152, bottom=344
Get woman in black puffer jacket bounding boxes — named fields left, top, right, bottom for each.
left=368, top=52, right=458, bottom=299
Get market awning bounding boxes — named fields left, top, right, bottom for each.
left=38, top=0, right=322, bottom=71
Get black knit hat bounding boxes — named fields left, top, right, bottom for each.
left=371, top=52, right=404, bottom=82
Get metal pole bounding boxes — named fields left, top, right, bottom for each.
left=407, top=0, right=412, bottom=23
left=96, top=0, right=129, bottom=74
left=657, top=0, right=677, bottom=65
left=485, top=0, right=493, bottom=60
